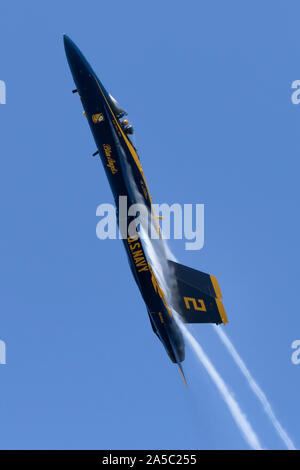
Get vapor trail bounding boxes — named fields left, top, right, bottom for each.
left=213, top=326, right=296, bottom=450
left=126, top=179, right=263, bottom=449
left=173, top=315, right=263, bottom=450
left=160, top=241, right=295, bottom=449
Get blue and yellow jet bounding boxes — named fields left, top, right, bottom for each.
left=64, top=35, right=228, bottom=385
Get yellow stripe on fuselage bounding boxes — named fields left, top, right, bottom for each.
left=94, top=78, right=171, bottom=315
left=95, top=80, right=147, bottom=188
left=94, top=78, right=162, bottom=238
left=148, top=263, right=173, bottom=319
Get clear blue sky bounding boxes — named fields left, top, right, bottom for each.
left=0, top=0, right=299, bottom=450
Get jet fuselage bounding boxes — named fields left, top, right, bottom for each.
left=64, top=35, right=184, bottom=364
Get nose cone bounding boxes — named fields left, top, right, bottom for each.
left=63, top=34, right=71, bottom=47
left=63, top=34, right=95, bottom=89
left=63, top=34, right=78, bottom=60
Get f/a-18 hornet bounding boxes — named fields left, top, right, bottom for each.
left=64, top=35, right=228, bottom=385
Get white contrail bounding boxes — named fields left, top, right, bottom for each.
left=159, top=240, right=295, bottom=449
left=174, top=315, right=263, bottom=450
left=141, top=234, right=264, bottom=448
left=213, top=325, right=296, bottom=450
left=125, top=177, right=263, bottom=449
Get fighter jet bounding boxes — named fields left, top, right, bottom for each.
left=64, top=35, right=228, bottom=385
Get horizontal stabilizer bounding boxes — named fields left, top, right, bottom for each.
left=168, top=260, right=228, bottom=325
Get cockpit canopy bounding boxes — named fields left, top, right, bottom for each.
left=108, top=94, right=127, bottom=119
left=109, top=94, right=134, bottom=135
